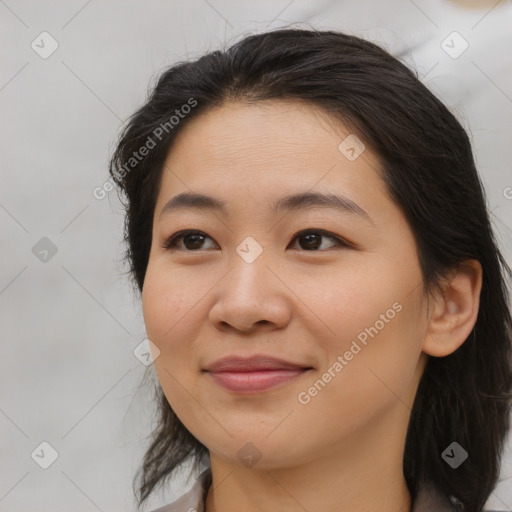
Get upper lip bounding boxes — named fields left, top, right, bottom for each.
left=204, top=355, right=312, bottom=372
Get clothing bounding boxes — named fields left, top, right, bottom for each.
left=149, top=468, right=466, bottom=512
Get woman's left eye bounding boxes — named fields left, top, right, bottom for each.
left=289, top=229, right=350, bottom=251
left=162, top=229, right=350, bottom=252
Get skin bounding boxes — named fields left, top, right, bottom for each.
left=142, top=99, right=482, bottom=512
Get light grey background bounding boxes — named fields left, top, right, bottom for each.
left=1, top=1, right=512, bottom=511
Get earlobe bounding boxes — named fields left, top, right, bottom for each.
left=422, top=259, right=483, bottom=358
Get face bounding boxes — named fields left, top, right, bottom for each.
left=142, top=100, right=430, bottom=469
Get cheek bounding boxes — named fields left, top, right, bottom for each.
left=328, top=300, right=421, bottom=412
left=141, top=260, right=223, bottom=390
left=141, top=265, right=201, bottom=419
left=289, top=261, right=402, bottom=348
left=295, top=307, right=422, bottom=446
left=295, top=260, right=424, bottom=395
left=142, top=266, right=194, bottom=385
left=142, top=262, right=199, bottom=342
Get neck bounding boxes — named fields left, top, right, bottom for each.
left=205, top=399, right=413, bottom=512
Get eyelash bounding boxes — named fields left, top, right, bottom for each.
left=162, top=229, right=352, bottom=252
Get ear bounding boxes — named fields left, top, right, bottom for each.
left=422, top=259, right=483, bottom=357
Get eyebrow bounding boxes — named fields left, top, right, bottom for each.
left=159, top=191, right=373, bottom=224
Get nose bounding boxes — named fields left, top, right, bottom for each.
left=208, top=252, right=293, bottom=334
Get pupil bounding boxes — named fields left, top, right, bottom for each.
left=185, top=234, right=204, bottom=249
left=301, top=233, right=321, bottom=250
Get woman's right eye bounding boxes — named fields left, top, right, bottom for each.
left=163, top=230, right=218, bottom=251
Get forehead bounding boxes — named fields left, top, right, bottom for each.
left=167, top=99, right=361, bottom=163
left=161, top=100, right=382, bottom=176
left=155, top=100, right=392, bottom=224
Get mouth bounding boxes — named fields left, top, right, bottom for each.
left=203, top=355, right=314, bottom=394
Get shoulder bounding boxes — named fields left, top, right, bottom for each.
left=150, top=471, right=500, bottom=512
left=412, top=484, right=463, bottom=512
left=413, top=484, right=503, bottom=512
left=148, top=468, right=212, bottom=512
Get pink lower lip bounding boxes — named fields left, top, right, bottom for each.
left=207, top=369, right=310, bottom=393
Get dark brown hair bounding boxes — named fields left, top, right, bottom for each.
left=109, top=28, right=512, bottom=512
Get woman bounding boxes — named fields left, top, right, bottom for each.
left=109, top=28, right=512, bottom=512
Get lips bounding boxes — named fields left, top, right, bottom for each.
left=203, top=356, right=313, bottom=393
left=205, top=355, right=311, bottom=372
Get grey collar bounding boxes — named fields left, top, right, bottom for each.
left=149, top=468, right=463, bottom=512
